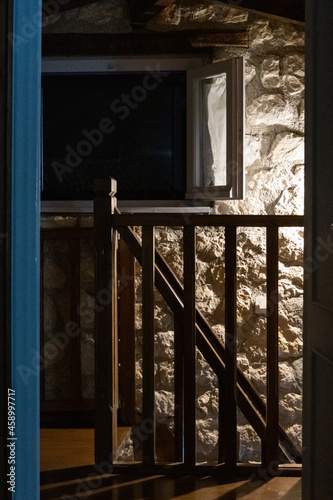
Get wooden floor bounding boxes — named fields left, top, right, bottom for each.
left=40, top=429, right=302, bottom=499
left=41, top=475, right=301, bottom=500
left=40, top=428, right=130, bottom=471
left=40, top=425, right=177, bottom=471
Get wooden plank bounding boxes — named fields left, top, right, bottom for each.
left=265, top=225, right=279, bottom=468
left=93, top=178, right=117, bottom=464
left=142, top=225, right=156, bottom=465
left=41, top=475, right=301, bottom=499
left=40, top=428, right=95, bottom=472
left=41, top=462, right=301, bottom=487
left=42, top=32, right=246, bottom=58
left=183, top=226, right=196, bottom=468
left=112, top=213, right=304, bottom=228
left=118, top=237, right=136, bottom=426
left=174, top=318, right=184, bottom=462
left=189, top=32, right=248, bottom=48
left=40, top=427, right=130, bottom=472
left=223, top=226, right=238, bottom=469
left=218, top=379, right=226, bottom=463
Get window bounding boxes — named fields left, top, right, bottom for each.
left=187, top=57, right=244, bottom=201
left=42, top=71, right=187, bottom=202
left=41, top=57, right=244, bottom=212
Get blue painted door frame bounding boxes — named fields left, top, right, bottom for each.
left=11, top=0, right=41, bottom=497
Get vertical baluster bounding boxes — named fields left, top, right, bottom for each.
left=265, top=225, right=279, bottom=469
left=218, top=378, right=225, bottom=463
left=183, top=225, right=196, bottom=468
left=224, top=225, right=238, bottom=470
left=69, top=236, right=81, bottom=402
left=93, top=178, right=118, bottom=464
left=142, top=225, right=155, bottom=466
left=118, top=237, right=136, bottom=426
left=174, top=317, right=184, bottom=462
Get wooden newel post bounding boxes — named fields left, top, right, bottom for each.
left=93, top=178, right=118, bottom=464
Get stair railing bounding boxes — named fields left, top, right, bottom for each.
left=94, top=178, right=304, bottom=475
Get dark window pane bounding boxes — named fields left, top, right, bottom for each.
left=42, top=73, right=186, bottom=201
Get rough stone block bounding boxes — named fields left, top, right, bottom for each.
left=283, top=54, right=305, bottom=95
left=245, top=62, right=256, bottom=85
left=246, top=94, right=297, bottom=128
left=261, top=56, right=281, bottom=88
left=249, top=19, right=274, bottom=46
left=244, top=134, right=262, bottom=166
left=278, top=23, right=305, bottom=47
left=270, top=132, right=304, bottom=165
left=213, top=3, right=249, bottom=24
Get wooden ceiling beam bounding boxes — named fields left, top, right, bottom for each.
left=41, top=0, right=305, bottom=24
left=42, top=31, right=248, bottom=57
left=189, top=31, right=248, bottom=48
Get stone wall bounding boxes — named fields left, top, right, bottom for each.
left=134, top=3, right=304, bottom=463
left=148, top=226, right=303, bottom=463
left=43, top=0, right=131, bottom=33
left=212, top=4, right=305, bottom=462
left=41, top=215, right=95, bottom=401
left=42, top=0, right=304, bottom=463
left=132, top=2, right=304, bottom=463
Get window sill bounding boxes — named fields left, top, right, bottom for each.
left=41, top=200, right=212, bottom=214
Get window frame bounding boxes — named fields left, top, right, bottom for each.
left=40, top=56, right=244, bottom=213
left=186, top=57, right=245, bottom=201
left=41, top=56, right=208, bottom=213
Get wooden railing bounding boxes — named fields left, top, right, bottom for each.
left=40, top=225, right=136, bottom=429
left=94, top=178, right=304, bottom=474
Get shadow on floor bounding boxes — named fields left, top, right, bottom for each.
left=40, top=474, right=302, bottom=500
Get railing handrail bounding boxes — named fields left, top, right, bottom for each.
left=112, top=211, right=304, bottom=228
